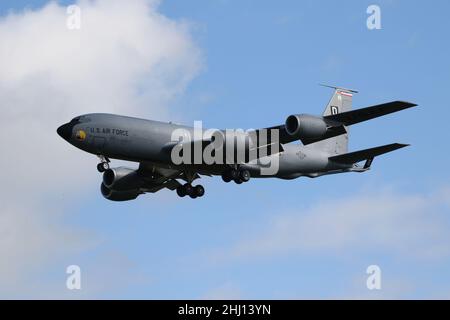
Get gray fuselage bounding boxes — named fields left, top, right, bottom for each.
left=57, top=113, right=350, bottom=179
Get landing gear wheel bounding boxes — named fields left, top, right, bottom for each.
left=176, top=185, right=186, bottom=197
left=183, top=183, right=193, bottom=197
left=189, top=192, right=198, bottom=199
left=221, top=171, right=232, bottom=183
left=97, top=162, right=109, bottom=173
left=230, top=169, right=239, bottom=180
left=178, top=183, right=205, bottom=199
left=234, top=177, right=243, bottom=184
left=239, top=170, right=250, bottom=182
left=194, top=185, right=205, bottom=197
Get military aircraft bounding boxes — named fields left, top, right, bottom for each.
left=57, top=86, right=416, bottom=201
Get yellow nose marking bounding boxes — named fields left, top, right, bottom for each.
left=76, top=130, right=86, bottom=141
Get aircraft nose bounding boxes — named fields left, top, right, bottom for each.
left=57, top=123, right=73, bottom=141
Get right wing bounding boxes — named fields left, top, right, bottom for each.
left=324, top=101, right=417, bottom=126
left=261, top=101, right=417, bottom=145
left=160, top=101, right=416, bottom=158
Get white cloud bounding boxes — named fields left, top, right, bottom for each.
left=0, top=0, right=201, bottom=297
left=211, top=187, right=450, bottom=262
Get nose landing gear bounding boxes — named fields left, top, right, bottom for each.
left=97, top=162, right=110, bottom=173
left=96, top=156, right=110, bottom=173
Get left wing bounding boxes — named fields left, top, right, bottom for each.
left=137, top=163, right=204, bottom=192
left=138, top=163, right=183, bottom=193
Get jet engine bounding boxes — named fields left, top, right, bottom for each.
left=100, top=183, right=140, bottom=202
left=285, top=114, right=328, bottom=140
left=101, top=167, right=144, bottom=201
left=102, top=167, right=144, bottom=191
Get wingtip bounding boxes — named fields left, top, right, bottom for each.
left=397, top=101, right=418, bottom=108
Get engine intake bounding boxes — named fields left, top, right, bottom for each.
left=103, top=167, right=143, bottom=191
left=285, top=114, right=328, bottom=140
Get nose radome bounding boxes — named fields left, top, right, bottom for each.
left=57, top=123, right=73, bottom=141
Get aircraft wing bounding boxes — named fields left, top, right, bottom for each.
left=261, top=124, right=347, bottom=146
left=137, top=162, right=206, bottom=194
left=324, top=101, right=417, bottom=126
left=160, top=101, right=416, bottom=158
left=137, top=163, right=185, bottom=193
left=262, top=101, right=416, bottom=146
left=151, top=179, right=181, bottom=191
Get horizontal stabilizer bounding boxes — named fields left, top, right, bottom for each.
left=324, top=101, right=417, bottom=126
left=329, top=143, right=409, bottom=164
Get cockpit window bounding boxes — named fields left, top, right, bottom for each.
left=70, top=116, right=91, bottom=124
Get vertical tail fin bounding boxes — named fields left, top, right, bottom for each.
left=311, top=85, right=357, bottom=155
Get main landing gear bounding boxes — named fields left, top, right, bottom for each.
left=176, top=183, right=205, bottom=199
left=97, top=156, right=110, bottom=173
left=221, top=168, right=251, bottom=184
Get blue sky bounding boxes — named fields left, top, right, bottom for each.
left=1, top=0, right=449, bottom=299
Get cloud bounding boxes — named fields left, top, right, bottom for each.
left=210, top=186, right=450, bottom=263
left=0, top=0, right=201, bottom=297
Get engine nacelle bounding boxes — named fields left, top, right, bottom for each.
left=101, top=183, right=140, bottom=202
left=102, top=167, right=143, bottom=191
left=285, top=114, right=328, bottom=140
